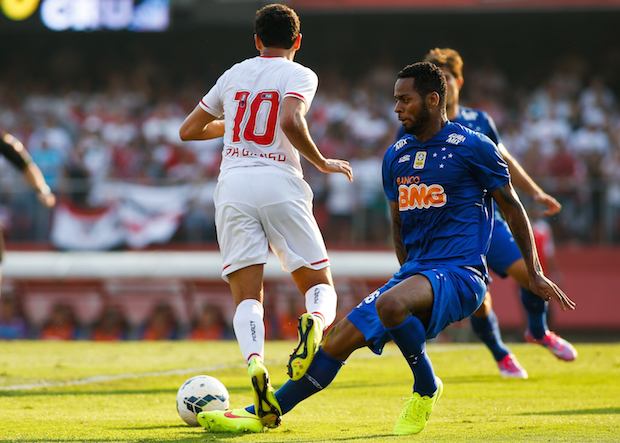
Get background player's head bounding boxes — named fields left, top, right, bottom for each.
left=394, top=62, right=447, bottom=136
left=424, top=48, right=464, bottom=109
left=254, top=4, right=301, bottom=50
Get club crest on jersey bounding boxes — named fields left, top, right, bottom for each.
left=413, top=151, right=426, bottom=169
left=446, top=133, right=466, bottom=145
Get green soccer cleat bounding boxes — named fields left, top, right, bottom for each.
left=248, top=357, right=282, bottom=428
left=287, top=313, right=322, bottom=380
left=393, top=377, right=443, bottom=435
left=197, top=408, right=264, bottom=433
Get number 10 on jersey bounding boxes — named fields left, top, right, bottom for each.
left=232, top=90, right=280, bottom=146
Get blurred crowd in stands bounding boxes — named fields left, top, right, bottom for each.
left=0, top=288, right=310, bottom=342
left=1, top=49, right=620, bottom=247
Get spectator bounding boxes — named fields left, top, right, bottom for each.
left=39, top=303, right=79, bottom=340
left=188, top=304, right=230, bottom=341
left=0, top=294, right=28, bottom=340
left=140, top=303, right=178, bottom=340
left=91, top=305, right=128, bottom=341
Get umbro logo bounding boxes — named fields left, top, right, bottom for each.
left=446, top=133, right=466, bottom=145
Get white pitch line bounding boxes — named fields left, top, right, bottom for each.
left=0, top=344, right=481, bottom=391
left=0, top=362, right=247, bottom=391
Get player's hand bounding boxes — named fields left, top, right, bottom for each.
left=529, top=274, right=575, bottom=311
left=534, top=192, right=561, bottom=217
left=319, top=159, right=354, bottom=182
left=37, top=191, right=57, bottom=208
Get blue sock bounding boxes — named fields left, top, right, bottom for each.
left=520, top=287, right=548, bottom=339
left=387, top=315, right=437, bottom=397
left=245, top=348, right=344, bottom=415
left=470, top=309, right=511, bottom=362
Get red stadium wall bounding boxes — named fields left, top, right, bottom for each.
left=3, top=246, right=619, bottom=336
left=483, top=246, right=620, bottom=332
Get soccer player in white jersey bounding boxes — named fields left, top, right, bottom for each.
left=179, top=3, right=353, bottom=428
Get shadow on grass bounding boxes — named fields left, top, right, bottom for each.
left=6, top=435, right=399, bottom=443
left=516, top=407, right=620, bottom=416
left=0, top=385, right=250, bottom=398
left=193, top=432, right=399, bottom=442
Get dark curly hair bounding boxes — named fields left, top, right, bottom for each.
left=254, top=4, right=300, bottom=49
left=397, top=62, right=447, bottom=108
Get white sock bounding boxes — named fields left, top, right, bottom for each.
left=305, top=283, right=337, bottom=330
left=233, top=299, right=265, bottom=364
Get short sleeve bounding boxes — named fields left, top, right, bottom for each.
left=465, top=134, right=510, bottom=192
left=284, top=66, right=318, bottom=109
left=199, top=77, right=225, bottom=117
left=482, top=112, right=501, bottom=145
left=382, top=149, right=397, bottom=202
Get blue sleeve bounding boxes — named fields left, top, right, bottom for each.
left=481, top=112, right=501, bottom=145
left=382, top=150, right=397, bottom=202
left=466, top=134, right=510, bottom=192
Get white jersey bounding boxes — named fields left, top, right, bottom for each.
left=199, top=55, right=318, bottom=179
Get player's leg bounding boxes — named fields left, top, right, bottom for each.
left=376, top=274, right=438, bottom=397
left=215, top=191, right=281, bottom=428
left=482, top=218, right=529, bottom=375
left=375, top=274, right=440, bottom=435
left=288, top=266, right=338, bottom=379
left=274, top=318, right=366, bottom=414
left=198, top=317, right=369, bottom=433
left=228, top=265, right=281, bottom=428
left=258, top=178, right=337, bottom=380
left=470, top=291, right=527, bottom=378
left=505, top=259, right=577, bottom=361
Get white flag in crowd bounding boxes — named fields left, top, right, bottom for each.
left=51, top=183, right=192, bottom=250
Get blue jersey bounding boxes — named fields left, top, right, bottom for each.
left=383, top=121, right=509, bottom=272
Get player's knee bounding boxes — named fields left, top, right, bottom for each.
left=375, top=293, right=408, bottom=328
left=472, top=292, right=492, bottom=317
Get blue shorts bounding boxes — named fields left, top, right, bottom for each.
left=487, top=216, right=522, bottom=277
left=347, top=263, right=487, bottom=355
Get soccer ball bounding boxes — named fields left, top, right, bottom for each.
left=176, top=375, right=230, bottom=426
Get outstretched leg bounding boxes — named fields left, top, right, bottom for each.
left=198, top=317, right=369, bottom=433
left=470, top=292, right=528, bottom=378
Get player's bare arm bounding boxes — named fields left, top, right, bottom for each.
left=280, top=96, right=353, bottom=181
left=1, top=131, right=55, bottom=207
left=491, top=183, right=575, bottom=311
left=23, top=164, right=56, bottom=207
left=389, top=201, right=408, bottom=266
left=498, top=143, right=561, bottom=216
left=179, top=105, right=225, bottom=141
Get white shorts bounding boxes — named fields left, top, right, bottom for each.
left=214, top=166, right=329, bottom=282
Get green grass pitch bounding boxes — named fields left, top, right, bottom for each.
left=1, top=340, right=618, bottom=442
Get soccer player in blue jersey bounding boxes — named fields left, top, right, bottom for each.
left=197, top=62, right=575, bottom=435
left=407, top=48, right=577, bottom=377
